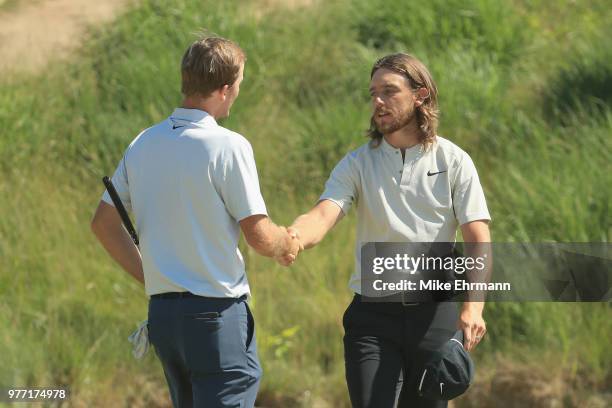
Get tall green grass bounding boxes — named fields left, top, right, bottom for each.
left=0, top=0, right=610, bottom=406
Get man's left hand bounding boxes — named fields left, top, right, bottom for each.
left=457, top=303, right=486, bottom=352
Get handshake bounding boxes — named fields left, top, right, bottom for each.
left=274, top=226, right=304, bottom=267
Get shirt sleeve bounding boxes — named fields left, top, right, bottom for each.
left=452, top=152, right=491, bottom=225
left=218, top=139, right=268, bottom=221
left=319, top=153, right=359, bottom=214
left=101, top=151, right=132, bottom=212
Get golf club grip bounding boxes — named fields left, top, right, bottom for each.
left=102, top=176, right=139, bottom=245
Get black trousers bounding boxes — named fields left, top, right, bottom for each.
left=343, top=295, right=458, bottom=408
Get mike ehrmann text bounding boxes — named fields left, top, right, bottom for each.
left=372, top=279, right=511, bottom=291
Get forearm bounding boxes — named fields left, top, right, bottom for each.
left=462, top=244, right=491, bottom=310
left=257, top=227, right=290, bottom=259
left=92, top=223, right=144, bottom=284
left=290, top=213, right=333, bottom=249
left=460, top=221, right=491, bottom=313
left=244, top=216, right=291, bottom=258
left=461, top=301, right=484, bottom=314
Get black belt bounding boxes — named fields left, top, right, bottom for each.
left=356, top=291, right=455, bottom=306
left=151, top=291, right=200, bottom=299
left=356, top=293, right=420, bottom=306
left=151, top=292, right=247, bottom=301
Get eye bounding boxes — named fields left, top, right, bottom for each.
left=383, top=88, right=397, bottom=97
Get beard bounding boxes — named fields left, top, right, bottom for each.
left=372, top=108, right=416, bottom=135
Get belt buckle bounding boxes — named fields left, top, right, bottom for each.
left=401, top=291, right=419, bottom=306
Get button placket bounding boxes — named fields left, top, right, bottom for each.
left=401, top=148, right=424, bottom=186
left=394, top=150, right=404, bottom=184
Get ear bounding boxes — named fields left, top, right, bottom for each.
left=217, top=84, right=230, bottom=101
left=414, top=87, right=430, bottom=106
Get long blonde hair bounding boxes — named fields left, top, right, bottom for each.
left=368, top=53, right=439, bottom=150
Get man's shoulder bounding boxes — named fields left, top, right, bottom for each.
left=125, top=124, right=158, bottom=150
left=325, top=141, right=368, bottom=174
left=345, top=140, right=377, bottom=161
left=126, top=120, right=252, bottom=156
left=216, top=127, right=253, bottom=153
left=181, top=122, right=252, bottom=152
left=432, top=135, right=471, bottom=162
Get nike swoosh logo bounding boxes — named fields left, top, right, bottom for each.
left=172, top=125, right=185, bottom=130
left=427, top=170, right=447, bottom=176
left=440, top=382, right=444, bottom=395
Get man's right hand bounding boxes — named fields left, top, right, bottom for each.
left=289, top=200, right=344, bottom=250
left=274, top=227, right=303, bottom=266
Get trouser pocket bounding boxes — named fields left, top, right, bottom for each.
left=183, top=301, right=248, bottom=374
left=245, top=301, right=255, bottom=352
left=342, top=295, right=358, bottom=332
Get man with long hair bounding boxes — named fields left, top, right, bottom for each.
left=290, top=53, right=491, bottom=407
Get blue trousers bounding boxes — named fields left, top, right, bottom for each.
left=148, top=295, right=262, bottom=408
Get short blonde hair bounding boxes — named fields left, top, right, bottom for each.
left=180, top=36, right=245, bottom=97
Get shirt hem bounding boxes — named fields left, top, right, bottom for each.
left=458, top=212, right=492, bottom=226
left=319, top=196, right=350, bottom=215
left=236, top=207, right=269, bottom=221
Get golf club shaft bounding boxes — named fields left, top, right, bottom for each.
left=102, top=176, right=139, bottom=245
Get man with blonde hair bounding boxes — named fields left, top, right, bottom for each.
left=91, top=36, right=300, bottom=408
left=290, top=53, right=491, bottom=407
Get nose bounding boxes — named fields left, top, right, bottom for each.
left=373, top=95, right=384, bottom=108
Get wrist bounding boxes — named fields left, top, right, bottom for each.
left=461, top=301, right=484, bottom=314
left=276, top=231, right=291, bottom=257
left=287, top=226, right=300, bottom=238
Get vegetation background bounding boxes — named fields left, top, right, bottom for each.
left=0, top=0, right=610, bottom=406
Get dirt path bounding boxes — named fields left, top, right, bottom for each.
left=0, top=0, right=318, bottom=76
left=0, top=0, right=131, bottom=75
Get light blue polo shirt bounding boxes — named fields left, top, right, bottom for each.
left=102, top=108, right=267, bottom=298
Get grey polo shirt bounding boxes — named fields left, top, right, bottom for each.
left=102, top=108, right=267, bottom=298
left=320, top=136, right=491, bottom=294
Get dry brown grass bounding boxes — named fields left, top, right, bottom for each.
left=454, top=357, right=612, bottom=408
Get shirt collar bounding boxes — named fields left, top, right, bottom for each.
left=380, top=136, right=423, bottom=159
left=170, top=108, right=217, bottom=127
